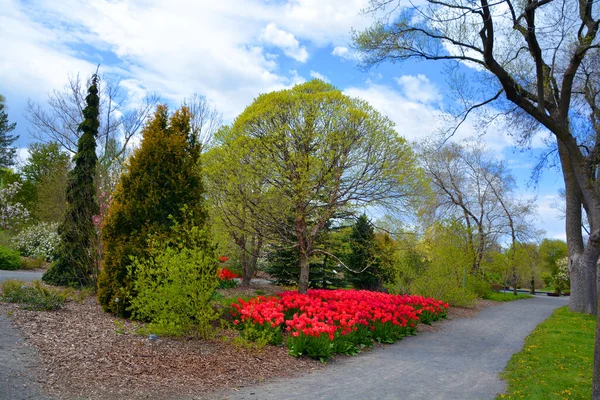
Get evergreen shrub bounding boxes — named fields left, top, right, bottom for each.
left=98, top=105, right=207, bottom=316
left=0, top=245, right=20, bottom=270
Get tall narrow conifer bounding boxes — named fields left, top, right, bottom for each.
left=43, top=75, right=100, bottom=286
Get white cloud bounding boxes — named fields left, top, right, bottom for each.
left=309, top=71, right=330, bottom=82
left=395, top=74, right=442, bottom=104
left=261, top=23, right=309, bottom=63
left=344, top=81, right=515, bottom=152
left=332, top=46, right=358, bottom=60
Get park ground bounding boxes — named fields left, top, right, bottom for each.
left=0, top=272, right=576, bottom=400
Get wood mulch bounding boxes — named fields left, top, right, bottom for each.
left=0, top=283, right=494, bottom=400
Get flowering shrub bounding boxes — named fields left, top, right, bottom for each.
left=10, top=222, right=59, bottom=261
left=0, top=182, right=30, bottom=232
left=217, top=267, right=240, bottom=289
left=231, top=289, right=448, bottom=361
left=553, top=257, right=570, bottom=295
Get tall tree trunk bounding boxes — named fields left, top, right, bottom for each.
left=558, top=141, right=596, bottom=313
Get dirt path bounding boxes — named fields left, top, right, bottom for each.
left=0, top=314, right=46, bottom=400
left=214, top=295, right=568, bottom=400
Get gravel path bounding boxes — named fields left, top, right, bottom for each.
left=217, top=295, right=568, bottom=400
left=0, top=314, right=46, bottom=400
left=0, top=270, right=44, bottom=283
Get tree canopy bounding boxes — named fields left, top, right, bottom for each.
left=212, top=79, right=423, bottom=293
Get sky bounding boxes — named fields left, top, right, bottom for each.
left=0, top=0, right=566, bottom=241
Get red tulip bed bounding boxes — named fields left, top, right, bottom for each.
left=230, top=289, right=448, bottom=362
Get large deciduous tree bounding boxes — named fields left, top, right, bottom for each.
left=42, top=75, right=100, bottom=287
left=218, top=80, right=422, bottom=294
left=0, top=94, right=18, bottom=169
left=354, top=0, right=600, bottom=393
left=97, top=105, right=206, bottom=316
left=420, top=142, right=538, bottom=282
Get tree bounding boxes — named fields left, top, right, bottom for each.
left=221, top=80, right=422, bottom=293
left=42, top=74, right=100, bottom=287
left=355, top=0, right=599, bottom=313
left=204, top=127, right=269, bottom=287
left=354, top=1, right=600, bottom=391
left=0, top=94, right=18, bottom=168
left=347, top=214, right=382, bottom=290
left=22, top=142, right=70, bottom=223
left=97, top=105, right=206, bottom=316
left=419, top=142, right=538, bottom=279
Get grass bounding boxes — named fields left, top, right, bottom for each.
left=484, top=292, right=533, bottom=302
left=498, top=306, right=595, bottom=399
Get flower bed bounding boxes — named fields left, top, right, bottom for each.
left=231, top=289, right=448, bottom=361
left=218, top=267, right=240, bottom=289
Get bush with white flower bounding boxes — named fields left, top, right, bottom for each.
left=0, top=182, right=30, bottom=232
left=11, top=222, right=59, bottom=261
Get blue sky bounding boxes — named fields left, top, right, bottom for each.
left=0, top=0, right=565, bottom=240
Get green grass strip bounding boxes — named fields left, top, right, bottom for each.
left=485, top=292, right=533, bottom=302
left=498, top=306, right=595, bottom=399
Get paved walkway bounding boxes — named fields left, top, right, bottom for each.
left=0, top=314, right=46, bottom=400
left=217, top=295, right=568, bottom=400
left=0, top=270, right=44, bottom=283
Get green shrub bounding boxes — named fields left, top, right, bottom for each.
left=1, top=280, right=66, bottom=310
left=127, top=219, right=219, bottom=338
left=0, top=246, right=20, bottom=270
left=468, top=277, right=492, bottom=298
left=98, top=105, right=207, bottom=316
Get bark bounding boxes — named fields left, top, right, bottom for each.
left=236, top=235, right=263, bottom=288
left=558, top=141, right=597, bottom=314
left=298, top=249, right=310, bottom=294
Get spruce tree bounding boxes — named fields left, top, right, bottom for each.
left=42, top=75, right=100, bottom=286
left=0, top=94, right=18, bottom=168
left=347, top=214, right=381, bottom=291
left=97, top=105, right=207, bottom=316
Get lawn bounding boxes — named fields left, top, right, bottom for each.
left=484, top=292, right=533, bottom=302
left=498, top=306, right=595, bottom=399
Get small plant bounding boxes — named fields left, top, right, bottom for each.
left=1, top=280, right=66, bottom=310
left=19, top=257, right=46, bottom=270
left=0, top=246, right=20, bottom=270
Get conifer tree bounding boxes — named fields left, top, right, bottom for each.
left=42, top=75, right=100, bottom=286
left=0, top=94, right=18, bottom=168
left=97, top=105, right=206, bottom=316
left=347, top=214, right=381, bottom=291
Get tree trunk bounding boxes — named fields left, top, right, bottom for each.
left=558, top=141, right=596, bottom=313
left=240, top=247, right=251, bottom=288
left=298, top=248, right=310, bottom=294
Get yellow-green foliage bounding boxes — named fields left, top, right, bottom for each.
left=128, top=220, right=218, bottom=338
left=391, top=221, right=477, bottom=306
left=98, top=105, right=206, bottom=316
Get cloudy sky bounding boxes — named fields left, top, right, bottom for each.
left=0, top=0, right=565, bottom=240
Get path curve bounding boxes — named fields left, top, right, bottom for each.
left=217, top=295, right=568, bottom=400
